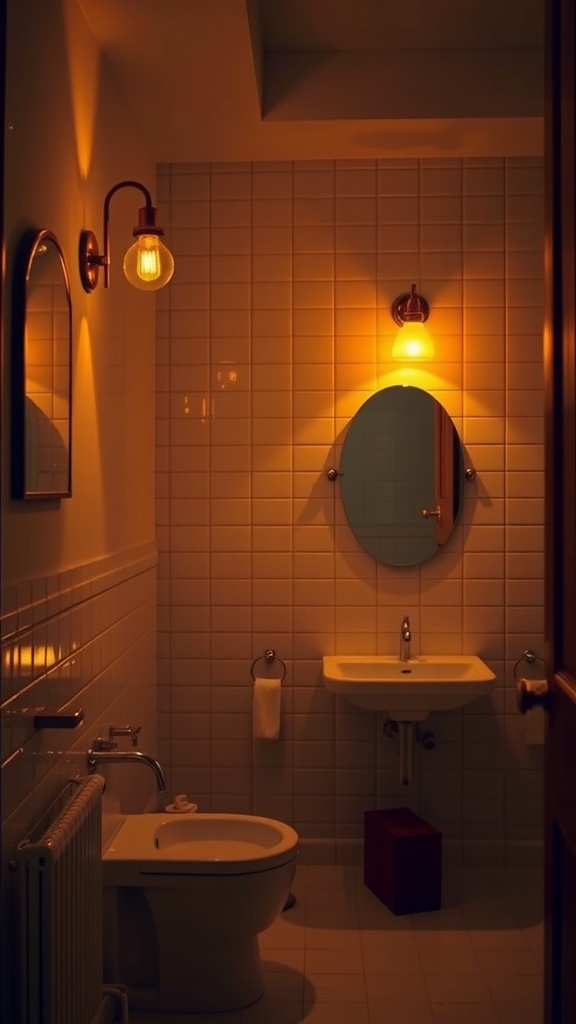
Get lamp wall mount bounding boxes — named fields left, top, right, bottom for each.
left=391, top=285, right=430, bottom=326
left=79, top=228, right=101, bottom=292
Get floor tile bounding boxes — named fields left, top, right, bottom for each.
left=462, top=906, right=519, bottom=930
left=412, top=907, right=467, bottom=930
left=418, top=945, right=481, bottom=974
left=260, top=917, right=306, bottom=949
left=241, top=999, right=303, bottom=1024
left=362, top=945, right=423, bottom=974
left=260, top=968, right=305, bottom=1002
left=305, top=904, right=359, bottom=928
left=357, top=901, right=415, bottom=929
left=494, top=1003, right=543, bottom=1024
left=467, top=927, right=531, bottom=951
left=305, top=926, right=362, bottom=949
left=305, top=972, right=368, bottom=1002
left=424, top=972, right=493, bottom=1003
left=361, top=929, right=420, bottom=954
left=365, top=972, right=429, bottom=1001
left=303, top=1001, right=369, bottom=1023
left=474, top=947, right=541, bottom=975
left=431, top=1004, right=499, bottom=1023
left=305, top=865, right=359, bottom=890
left=305, top=888, right=358, bottom=910
left=262, top=949, right=305, bottom=971
left=415, top=929, right=474, bottom=952
left=304, top=947, right=364, bottom=974
left=482, top=972, right=543, bottom=1004
left=368, top=999, right=435, bottom=1023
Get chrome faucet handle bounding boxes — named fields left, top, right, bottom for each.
left=109, top=724, right=142, bottom=747
left=92, top=737, right=117, bottom=752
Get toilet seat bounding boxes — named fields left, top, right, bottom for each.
left=104, top=812, right=299, bottom=876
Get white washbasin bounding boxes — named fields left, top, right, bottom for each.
left=322, top=654, right=496, bottom=721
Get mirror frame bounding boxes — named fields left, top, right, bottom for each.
left=11, top=228, right=73, bottom=500
left=338, top=385, right=465, bottom=567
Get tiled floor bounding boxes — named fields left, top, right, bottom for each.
left=132, top=862, right=544, bottom=1024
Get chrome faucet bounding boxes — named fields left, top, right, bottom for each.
left=87, top=741, right=166, bottom=792
left=399, top=615, right=412, bottom=661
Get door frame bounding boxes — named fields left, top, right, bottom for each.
left=543, top=0, right=576, bottom=1019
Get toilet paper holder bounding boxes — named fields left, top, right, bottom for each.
left=250, top=648, right=287, bottom=682
left=514, top=649, right=549, bottom=713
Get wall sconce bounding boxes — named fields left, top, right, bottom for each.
left=391, top=283, right=434, bottom=360
left=79, top=180, right=174, bottom=292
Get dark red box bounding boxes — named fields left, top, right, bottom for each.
left=364, top=807, right=442, bottom=915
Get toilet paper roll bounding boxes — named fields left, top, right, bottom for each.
left=524, top=706, right=545, bottom=745
left=253, top=677, right=281, bottom=739
left=521, top=677, right=548, bottom=701
left=518, top=677, right=546, bottom=745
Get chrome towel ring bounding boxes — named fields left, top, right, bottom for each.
left=513, top=649, right=549, bottom=713
left=513, top=648, right=545, bottom=681
left=250, top=648, right=287, bottom=682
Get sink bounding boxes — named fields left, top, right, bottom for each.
left=322, top=654, right=496, bottom=721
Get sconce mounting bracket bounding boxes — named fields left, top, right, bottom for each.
left=79, top=229, right=104, bottom=293
left=391, top=291, right=430, bottom=327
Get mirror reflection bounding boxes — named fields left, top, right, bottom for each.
left=339, top=385, right=464, bottom=567
left=12, top=229, right=72, bottom=499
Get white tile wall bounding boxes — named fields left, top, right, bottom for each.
left=156, top=158, right=544, bottom=863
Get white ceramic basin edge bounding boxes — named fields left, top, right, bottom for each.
left=322, top=654, right=496, bottom=720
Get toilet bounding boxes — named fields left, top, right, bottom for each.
left=103, top=812, right=299, bottom=1013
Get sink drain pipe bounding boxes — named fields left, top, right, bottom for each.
left=382, top=719, right=436, bottom=785
left=398, top=722, right=414, bottom=785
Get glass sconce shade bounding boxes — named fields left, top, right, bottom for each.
left=392, top=321, right=435, bottom=360
left=391, top=284, right=434, bottom=360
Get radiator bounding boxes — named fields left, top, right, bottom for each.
left=17, top=774, right=106, bottom=1024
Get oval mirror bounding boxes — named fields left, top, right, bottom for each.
left=11, top=229, right=72, bottom=499
left=339, top=385, right=465, bottom=567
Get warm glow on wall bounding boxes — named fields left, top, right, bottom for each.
left=62, top=0, right=99, bottom=178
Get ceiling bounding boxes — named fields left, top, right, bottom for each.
left=78, top=0, right=544, bottom=163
